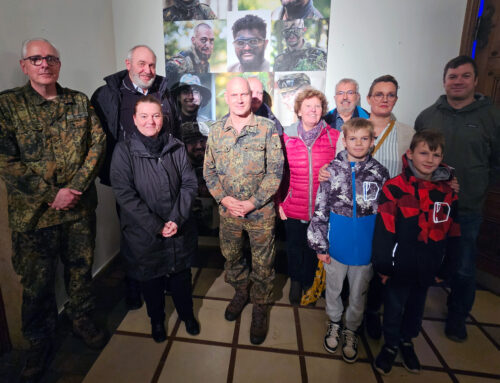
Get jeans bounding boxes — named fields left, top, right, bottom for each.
left=447, top=214, right=483, bottom=324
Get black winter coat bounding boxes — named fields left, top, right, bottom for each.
left=110, top=132, right=197, bottom=281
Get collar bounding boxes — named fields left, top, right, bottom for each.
left=23, top=82, right=66, bottom=106
left=122, top=75, right=149, bottom=95
left=223, top=113, right=258, bottom=133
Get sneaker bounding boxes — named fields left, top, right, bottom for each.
left=250, top=304, right=268, bottom=345
left=445, top=320, right=467, bottom=342
left=151, top=321, right=167, bottom=343
left=323, top=321, right=342, bottom=354
left=20, top=340, right=52, bottom=383
left=224, top=287, right=249, bottom=321
left=373, top=345, right=398, bottom=375
left=365, top=311, right=382, bottom=340
left=185, top=317, right=200, bottom=336
left=399, top=340, right=421, bottom=373
left=72, top=315, right=107, bottom=350
left=342, top=329, right=358, bottom=363
left=289, top=280, right=302, bottom=305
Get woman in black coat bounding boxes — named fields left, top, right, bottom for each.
left=110, top=95, right=199, bottom=342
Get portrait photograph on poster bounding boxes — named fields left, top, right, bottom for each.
left=163, top=0, right=230, bottom=21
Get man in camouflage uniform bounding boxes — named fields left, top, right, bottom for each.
left=0, top=38, right=106, bottom=382
left=203, top=77, right=283, bottom=345
left=163, top=0, right=216, bottom=21
left=273, top=19, right=326, bottom=71
left=271, top=0, right=324, bottom=20
left=165, top=23, right=214, bottom=87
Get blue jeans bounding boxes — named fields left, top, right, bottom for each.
left=447, top=214, right=483, bottom=324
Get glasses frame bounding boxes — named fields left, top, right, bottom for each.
left=22, top=55, right=60, bottom=66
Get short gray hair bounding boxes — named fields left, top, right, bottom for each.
left=126, top=45, right=156, bottom=61
left=335, top=78, right=359, bottom=93
left=21, top=38, right=60, bottom=58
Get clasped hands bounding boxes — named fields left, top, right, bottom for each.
left=48, top=188, right=82, bottom=211
left=221, top=196, right=255, bottom=217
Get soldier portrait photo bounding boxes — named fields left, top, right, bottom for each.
left=163, top=0, right=217, bottom=21
left=271, top=0, right=329, bottom=20
left=272, top=19, right=327, bottom=71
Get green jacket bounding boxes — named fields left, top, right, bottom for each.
left=0, top=83, right=106, bottom=231
left=415, top=94, right=500, bottom=215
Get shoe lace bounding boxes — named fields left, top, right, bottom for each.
left=343, top=330, right=357, bottom=348
left=326, top=322, right=340, bottom=338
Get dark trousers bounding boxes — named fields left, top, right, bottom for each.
left=366, top=273, right=385, bottom=313
left=142, top=268, right=194, bottom=323
left=382, top=280, right=428, bottom=348
left=284, top=218, right=317, bottom=289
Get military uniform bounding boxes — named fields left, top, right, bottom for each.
left=166, top=48, right=210, bottom=89
left=163, top=0, right=216, bottom=21
left=203, top=115, right=283, bottom=303
left=0, top=83, right=106, bottom=342
left=274, top=43, right=326, bottom=71
left=271, top=0, right=324, bottom=20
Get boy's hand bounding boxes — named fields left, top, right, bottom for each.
left=449, top=176, right=460, bottom=194
left=317, top=253, right=331, bottom=264
left=318, top=164, right=330, bottom=182
left=378, top=273, right=389, bottom=285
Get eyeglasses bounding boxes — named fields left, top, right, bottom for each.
left=371, top=92, right=397, bottom=102
left=22, top=55, right=60, bottom=66
left=336, top=90, right=357, bottom=96
left=233, top=38, right=265, bottom=48
left=282, top=28, right=303, bottom=38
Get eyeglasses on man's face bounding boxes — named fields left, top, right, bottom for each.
left=23, top=55, right=60, bottom=66
left=335, top=90, right=357, bottom=96
left=233, top=38, right=265, bottom=48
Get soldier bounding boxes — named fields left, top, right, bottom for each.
left=163, top=0, right=216, bottom=21
left=203, top=77, right=283, bottom=345
left=165, top=23, right=214, bottom=86
left=273, top=19, right=326, bottom=71
left=0, top=38, right=107, bottom=382
left=272, top=0, right=324, bottom=20
left=276, top=73, right=311, bottom=126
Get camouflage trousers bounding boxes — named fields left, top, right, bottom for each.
left=11, top=214, right=96, bottom=343
left=219, top=215, right=276, bottom=304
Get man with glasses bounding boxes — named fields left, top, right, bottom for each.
left=273, top=19, right=326, bottom=72
left=228, top=15, right=270, bottom=72
left=272, top=0, right=324, bottom=20
left=324, top=78, right=369, bottom=131
left=0, top=38, right=107, bottom=382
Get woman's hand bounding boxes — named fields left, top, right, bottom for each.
left=317, top=253, right=331, bottom=264
left=318, top=164, right=330, bottom=183
left=161, top=221, right=178, bottom=237
left=279, top=205, right=287, bottom=220
left=378, top=273, right=390, bottom=285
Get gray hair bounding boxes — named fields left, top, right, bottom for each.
left=126, top=45, right=156, bottom=61
left=21, top=38, right=60, bottom=58
left=335, top=78, right=359, bottom=93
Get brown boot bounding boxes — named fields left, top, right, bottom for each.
left=20, top=340, right=51, bottom=383
left=72, top=315, right=107, bottom=350
left=224, top=287, right=249, bottom=321
left=250, top=303, right=269, bottom=345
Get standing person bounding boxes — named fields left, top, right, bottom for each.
left=110, top=96, right=199, bottom=342
left=0, top=38, right=107, bottom=382
left=278, top=88, right=339, bottom=304
left=247, top=77, right=284, bottom=135
left=308, top=118, right=389, bottom=363
left=415, top=55, right=500, bottom=342
left=203, top=77, right=283, bottom=345
left=91, top=45, right=178, bottom=311
left=372, top=131, right=460, bottom=375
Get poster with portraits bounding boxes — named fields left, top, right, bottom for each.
left=163, top=0, right=331, bottom=128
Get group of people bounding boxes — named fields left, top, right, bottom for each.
left=0, top=36, right=498, bottom=383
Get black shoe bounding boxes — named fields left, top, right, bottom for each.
left=185, top=318, right=200, bottom=336
left=365, top=311, right=382, bottom=340
left=250, top=304, right=268, bottom=345
left=151, top=322, right=167, bottom=343
left=225, top=287, right=249, bottom=321
left=126, top=278, right=143, bottom=310
left=72, top=315, right=107, bottom=350
left=20, top=340, right=52, bottom=383
left=373, top=345, right=397, bottom=375
left=289, top=280, right=302, bottom=305
left=399, top=340, right=421, bottom=373
left=445, top=320, right=467, bottom=342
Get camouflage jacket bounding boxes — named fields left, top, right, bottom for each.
left=163, top=2, right=216, bottom=21
left=203, top=114, right=283, bottom=219
left=271, top=0, right=324, bottom=20
left=273, top=43, right=326, bottom=71
left=0, top=83, right=106, bottom=232
left=165, top=48, right=210, bottom=86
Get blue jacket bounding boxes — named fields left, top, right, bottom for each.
left=324, top=106, right=369, bottom=131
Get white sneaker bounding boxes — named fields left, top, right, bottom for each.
left=324, top=321, right=342, bottom=353
left=342, top=328, right=358, bottom=363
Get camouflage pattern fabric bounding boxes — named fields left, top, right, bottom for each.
left=203, top=114, right=284, bottom=220
left=274, top=44, right=327, bottom=71
left=163, top=1, right=216, bottom=21
left=165, top=48, right=210, bottom=79
left=0, top=83, right=106, bottom=232
left=220, top=215, right=276, bottom=304
left=11, top=214, right=96, bottom=342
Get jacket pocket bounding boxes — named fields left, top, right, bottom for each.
left=242, top=142, right=265, bottom=175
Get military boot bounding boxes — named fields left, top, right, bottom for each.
left=224, top=287, right=249, bottom=321
left=72, top=315, right=107, bottom=350
left=20, top=340, right=52, bottom=383
left=250, top=303, right=269, bottom=345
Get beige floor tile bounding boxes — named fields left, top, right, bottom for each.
left=233, top=349, right=302, bottom=383
left=423, top=321, right=500, bottom=375
left=117, top=296, right=178, bottom=336
left=483, top=325, right=500, bottom=345
left=305, top=356, right=377, bottom=382
left=238, top=304, right=298, bottom=350
left=455, top=375, right=500, bottom=383
left=381, top=366, right=452, bottom=382
left=192, top=268, right=234, bottom=299
left=176, top=298, right=235, bottom=343
left=83, top=334, right=165, bottom=383
left=157, top=341, right=231, bottom=383
left=470, top=290, right=500, bottom=324
left=423, top=286, right=449, bottom=319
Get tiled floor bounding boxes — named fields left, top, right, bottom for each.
left=82, top=266, right=500, bottom=383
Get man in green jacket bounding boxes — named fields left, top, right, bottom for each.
left=0, top=38, right=107, bottom=382
left=415, top=55, right=500, bottom=343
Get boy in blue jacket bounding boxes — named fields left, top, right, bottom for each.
left=308, top=118, right=389, bottom=363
